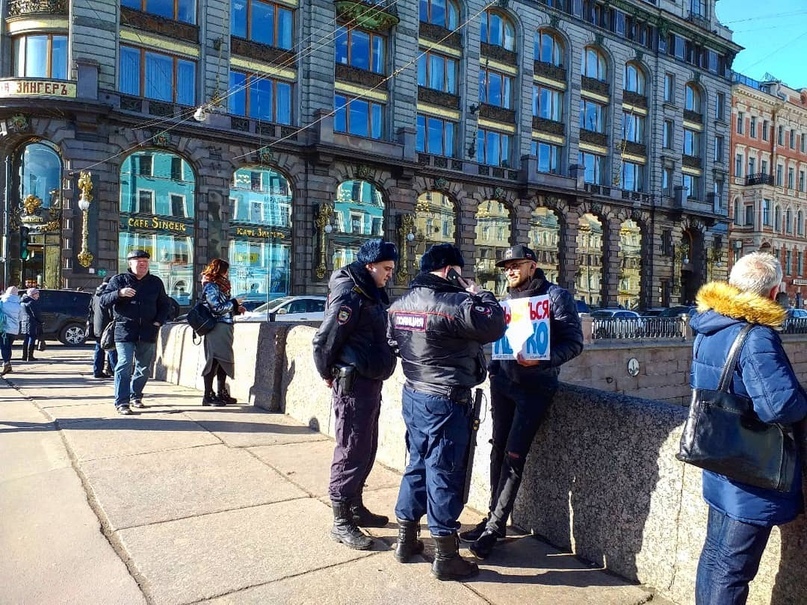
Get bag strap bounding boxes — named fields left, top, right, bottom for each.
left=716, top=323, right=755, bottom=392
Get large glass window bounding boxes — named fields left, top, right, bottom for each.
left=579, top=152, right=605, bottom=184
left=231, top=0, right=293, bottom=49
left=122, top=0, right=196, bottom=23
left=685, top=83, right=702, bottom=113
left=477, top=129, right=512, bottom=167
left=414, top=191, right=456, bottom=268
left=334, top=94, right=384, bottom=139
left=683, top=174, right=701, bottom=199
left=419, top=0, right=459, bottom=29
left=581, top=47, right=606, bottom=81
left=624, top=62, right=645, bottom=94
left=621, top=162, right=644, bottom=192
left=622, top=112, right=645, bottom=143
left=479, top=68, right=513, bottom=109
left=331, top=180, right=385, bottom=269
left=618, top=219, right=642, bottom=309
left=119, top=151, right=195, bottom=300
left=577, top=213, right=603, bottom=306
left=684, top=128, right=701, bottom=156
left=530, top=141, right=561, bottom=174
left=13, top=34, right=68, bottom=79
left=416, top=115, right=456, bottom=157
left=529, top=207, right=560, bottom=284
left=481, top=10, right=516, bottom=51
left=335, top=27, right=386, bottom=74
left=533, top=85, right=563, bottom=121
left=119, top=45, right=196, bottom=105
left=229, top=167, right=292, bottom=299
left=19, top=142, right=61, bottom=207
left=580, top=99, right=606, bottom=133
left=535, top=30, right=564, bottom=66
left=229, top=71, right=293, bottom=124
left=417, top=51, right=458, bottom=94
left=475, top=200, right=511, bottom=296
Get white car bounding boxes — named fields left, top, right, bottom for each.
left=236, top=295, right=327, bottom=323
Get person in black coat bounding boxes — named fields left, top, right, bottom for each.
left=312, top=239, right=398, bottom=551
left=100, top=249, right=171, bottom=415
left=88, top=277, right=117, bottom=378
left=19, top=288, right=43, bottom=361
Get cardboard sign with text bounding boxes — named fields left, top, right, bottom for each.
left=492, top=295, right=551, bottom=361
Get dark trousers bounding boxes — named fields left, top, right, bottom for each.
left=328, top=375, right=382, bottom=502
left=93, top=340, right=117, bottom=375
left=395, top=386, right=472, bottom=536
left=486, top=374, right=556, bottom=534
left=695, top=506, right=772, bottom=605
left=0, top=334, right=15, bottom=363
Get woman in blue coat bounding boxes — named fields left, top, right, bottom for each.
left=690, top=251, right=807, bottom=604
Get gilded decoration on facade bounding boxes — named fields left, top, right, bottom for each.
left=397, top=213, right=415, bottom=282
left=334, top=1, right=399, bottom=32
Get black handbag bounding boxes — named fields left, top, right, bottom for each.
left=187, top=300, right=217, bottom=336
left=677, top=323, right=798, bottom=492
left=36, top=339, right=46, bottom=352
left=100, top=321, right=116, bottom=351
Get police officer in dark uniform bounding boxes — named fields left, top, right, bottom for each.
left=388, top=243, right=506, bottom=580
left=312, top=239, right=398, bottom=550
left=461, top=244, right=583, bottom=559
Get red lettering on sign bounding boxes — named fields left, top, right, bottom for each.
left=529, top=299, right=550, bottom=320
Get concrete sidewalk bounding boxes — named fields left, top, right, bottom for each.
left=1, top=348, right=662, bottom=605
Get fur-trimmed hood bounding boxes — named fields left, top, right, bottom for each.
left=694, top=281, right=786, bottom=329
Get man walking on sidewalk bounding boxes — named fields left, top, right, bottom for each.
left=101, top=250, right=171, bottom=415
left=312, top=239, right=398, bottom=550
left=388, top=243, right=506, bottom=581
left=461, top=244, right=583, bottom=559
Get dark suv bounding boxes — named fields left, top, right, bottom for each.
left=37, top=289, right=92, bottom=345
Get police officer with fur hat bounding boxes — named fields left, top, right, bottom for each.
left=387, top=243, right=506, bottom=580
left=313, top=238, right=399, bottom=551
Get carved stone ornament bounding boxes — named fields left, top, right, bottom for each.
left=355, top=164, right=372, bottom=180
left=153, top=131, right=171, bottom=147
left=549, top=14, right=559, bottom=28
left=631, top=208, right=643, bottom=222
left=493, top=187, right=506, bottom=201
left=434, top=177, right=449, bottom=191
left=590, top=201, right=603, bottom=215
left=8, top=113, right=30, bottom=133
left=258, top=148, right=274, bottom=165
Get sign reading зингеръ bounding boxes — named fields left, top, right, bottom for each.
left=0, top=79, right=76, bottom=98
left=492, top=295, right=551, bottom=361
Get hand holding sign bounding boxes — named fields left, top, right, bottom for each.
left=492, top=295, right=551, bottom=361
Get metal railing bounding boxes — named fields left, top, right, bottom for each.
left=782, top=317, right=807, bottom=334
left=591, top=317, right=686, bottom=340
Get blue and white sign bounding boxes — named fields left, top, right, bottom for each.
left=492, top=295, right=551, bottom=361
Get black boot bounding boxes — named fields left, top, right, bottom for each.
left=432, top=533, right=479, bottom=581
left=21, top=350, right=28, bottom=361
left=217, top=382, right=237, bottom=405
left=202, top=391, right=225, bottom=407
left=350, top=495, right=389, bottom=528
left=331, top=501, right=373, bottom=550
left=470, top=530, right=499, bottom=560
left=394, top=519, right=424, bottom=563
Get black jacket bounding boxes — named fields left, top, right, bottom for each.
left=100, top=271, right=171, bottom=343
left=488, top=272, right=583, bottom=387
left=388, top=273, right=506, bottom=388
left=87, top=283, right=113, bottom=340
left=20, top=295, right=43, bottom=337
left=312, top=262, right=397, bottom=381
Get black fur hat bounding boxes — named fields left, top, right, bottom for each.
left=357, top=239, right=398, bottom=264
left=420, top=243, right=465, bottom=273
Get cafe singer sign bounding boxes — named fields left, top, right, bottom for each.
left=0, top=79, right=76, bottom=99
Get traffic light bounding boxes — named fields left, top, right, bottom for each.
left=20, top=226, right=30, bottom=261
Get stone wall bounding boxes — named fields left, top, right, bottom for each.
left=154, top=322, right=807, bottom=604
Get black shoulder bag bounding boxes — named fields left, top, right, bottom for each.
left=677, top=323, right=798, bottom=492
left=187, top=295, right=217, bottom=337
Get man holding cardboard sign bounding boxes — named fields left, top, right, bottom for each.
left=463, top=244, right=583, bottom=559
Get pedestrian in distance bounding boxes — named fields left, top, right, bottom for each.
left=461, top=244, right=583, bottom=559
left=198, top=258, right=245, bottom=406
left=312, top=238, right=399, bottom=551
left=689, top=252, right=807, bottom=605
left=0, top=286, right=22, bottom=375
left=101, top=250, right=171, bottom=415
left=387, top=243, right=506, bottom=581
left=20, top=288, right=44, bottom=362
left=88, top=277, right=117, bottom=378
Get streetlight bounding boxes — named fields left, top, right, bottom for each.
left=77, top=171, right=94, bottom=267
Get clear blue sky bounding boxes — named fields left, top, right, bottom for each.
left=716, top=0, right=807, bottom=88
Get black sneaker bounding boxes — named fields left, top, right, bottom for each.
left=470, top=530, right=498, bottom=560
left=130, top=399, right=146, bottom=409
left=459, top=517, right=489, bottom=542
left=117, top=406, right=134, bottom=416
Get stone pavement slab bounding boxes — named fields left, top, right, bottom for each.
left=183, top=408, right=330, bottom=448
left=82, top=443, right=308, bottom=530
left=117, top=498, right=376, bottom=605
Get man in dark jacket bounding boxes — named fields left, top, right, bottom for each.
left=463, top=244, right=583, bottom=560
left=88, top=277, right=117, bottom=378
left=101, top=249, right=171, bottom=415
left=690, top=252, right=807, bottom=603
left=388, top=243, right=506, bottom=581
left=312, top=239, right=398, bottom=551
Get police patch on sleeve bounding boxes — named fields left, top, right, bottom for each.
left=337, top=305, right=352, bottom=325
left=474, top=304, right=492, bottom=316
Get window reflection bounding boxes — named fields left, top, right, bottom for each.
left=618, top=219, right=642, bottom=309
left=331, top=180, right=385, bottom=269
left=475, top=200, right=511, bottom=297
left=20, top=143, right=61, bottom=207
left=414, top=192, right=456, bottom=267
left=529, top=207, right=560, bottom=284
left=13, top=35, right=68, bottom=79
left=576, top=213, right=603, bottom=306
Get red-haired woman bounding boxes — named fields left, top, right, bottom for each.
left=199, top=258, right=245, bottom=405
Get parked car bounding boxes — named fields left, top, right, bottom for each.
left=658, top=305, right=695, bottom=317
left=236, top=295, right=327, bottom=323
left=788, top=308, right=807, bottom=319
left=37, top=289, right=93, bottom=345
left=590, top=309, right=645, bottom=339
left=576, top=299, right=591, bottom=315
left=233, top=293, right=277, bottom=313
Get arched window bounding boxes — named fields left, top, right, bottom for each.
left=474, top=200, right=511, bottom=296
left=419, top=0, right=459, bottom=29
left=19, top=142, right=61, bottom=208
left=685, top=83, right=702, bottom=113
left=624, top=62, right=645, bottom=95
left=481, top=10, right=515, bottom=52
left=229, top=167, right=293, bottom=298
left=535, top=29, right=563, bottom=67
left=331, top=180, right=385, bottom=269
left=576, top=213, right=604, bottom=307
left=119, top=151, right=196, bottom=297
left=581, top=47, right=606, bottom=81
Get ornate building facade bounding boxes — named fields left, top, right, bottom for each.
left=0, top=0, right=738, bottom=308
left=729, top=74, right=807, bottom=307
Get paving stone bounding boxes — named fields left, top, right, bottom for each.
left=183, top=408, right=329, bottom=448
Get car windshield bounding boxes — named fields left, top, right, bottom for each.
left=250, top=297, right=292, bottom=314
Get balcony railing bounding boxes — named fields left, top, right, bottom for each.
left=8, top=0, right=66, bottom=16
left=744, top=173, right=775, bottom=186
